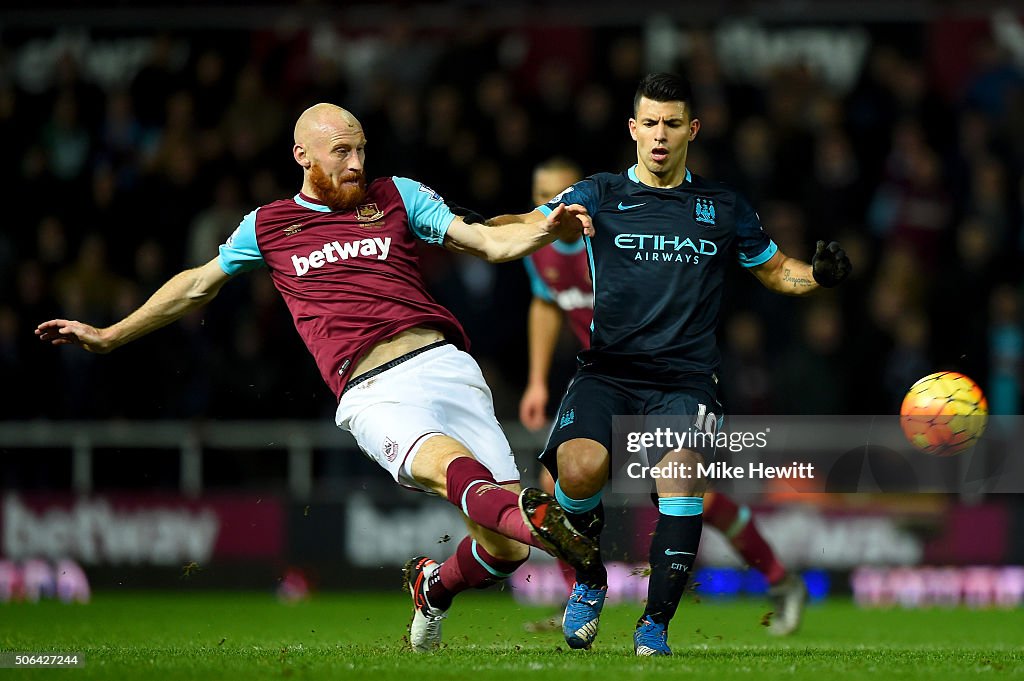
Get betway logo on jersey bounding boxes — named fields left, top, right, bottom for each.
left=291, top=238, right=392, bottom=275
left=614, top=234, right=717, bottom=264
left=555, top=287, right=594, bottom=311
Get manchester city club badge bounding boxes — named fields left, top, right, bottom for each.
left=694, top=197, right=716, bottom=226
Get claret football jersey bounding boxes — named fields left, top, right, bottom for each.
left=218, top=177, right=469, bottom=398
left=524, top=239, right=594, bottom=348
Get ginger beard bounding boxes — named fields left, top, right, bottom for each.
left=308, top=163, right=366, bottom=211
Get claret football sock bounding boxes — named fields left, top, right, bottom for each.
left=444, top=456, right=541, bottom=549
left=643, top=496, right=703, bottom=625
left=704, top=493, right=786, bottom=585
left=427, top=536, right=527, bottom=611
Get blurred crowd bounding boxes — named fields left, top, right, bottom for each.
left=1, top=17, right=1023, bottom=424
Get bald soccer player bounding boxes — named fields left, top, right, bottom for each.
left=37, top=103, right=599, bottom=652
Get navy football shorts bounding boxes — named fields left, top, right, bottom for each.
left=540, top=370, right=723, bottom=477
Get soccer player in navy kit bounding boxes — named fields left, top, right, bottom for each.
left=520, top=158, right=809, bottom=638
left=494, top=75, right=851, bottom=655
left=36, top=103, right=600, bottom=653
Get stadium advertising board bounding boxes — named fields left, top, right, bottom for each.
left=1, top=494, right=283, bottom=566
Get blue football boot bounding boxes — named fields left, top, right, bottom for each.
left=633, top=616, right=671, bottom=656
left=562, top=582, right=607, bottom=649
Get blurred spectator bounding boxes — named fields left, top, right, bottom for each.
left=50, top=51, right=104, bottom=130
left=965, top=155, right=1012, bottom=245
left=572, top=83, right=619, bottom=172
left=42, top=92, right=91, bottom=183
left=761, top=64, right=818, bottom=198
left=965, top=38, right=1024, bottom=123
left=99, top=90, right=149, bottom=188
left=0, top=305, right=21, bottom=397
left=988, top=285, right=1023, bottom=415
left=775, top=300, right=849, bottom=414
left=368, top=89, right=422, bottom=178
left=36, top=215, right=69, bottom=269
left=720, top=311, right=773, bottom=414
left=146, top=90, right=198, bottom=175
left=882, top=312, right=932, bottom=409
left=722, top=116, right=776, bottom=205
left=430, top=8, right=500, bottom=90
left=931, top=217, right=999, bottom=378
left=220, top=65, right=285, bottom=162
left=1019, top=175, right=1024, bottom=255
left=803, top=127, right=865, bottom=236
left=83, top=164, right=136, bottom=265
left=190, top=49, right=232, bottom=130
left=868, top=122, right=951, bottom=269
left=133, top=239, right=169, bottom=295
left=493, top=107, right=534, bottom=206
left=601, top=33, right=645, bottom=106
left=187, top=176, right=246, bottom=267
left=53, top=233, right=124, bottom=322
left=130, top=34, right=184, bottom=127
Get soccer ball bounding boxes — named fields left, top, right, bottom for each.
left=899, top=372, right=988, bottom=456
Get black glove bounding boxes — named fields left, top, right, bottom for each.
left=445, top=199, right=485, bottom=225
left=811, top=240, right=851, bottom=288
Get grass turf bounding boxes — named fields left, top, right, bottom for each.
left=2, top=591, right=1022, bottom=680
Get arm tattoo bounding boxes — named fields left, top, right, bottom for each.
left=782, top=268, right=814, bottom=288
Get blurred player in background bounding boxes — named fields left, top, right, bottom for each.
left=36, top=103, right=599, bottom=653
left=486, top=74, right=851, bottom=655
left=518, top=157, right=596, bottom=631
left=519, top=158, right=597, bottom=435
left=519, top=157, right=808, bottom=637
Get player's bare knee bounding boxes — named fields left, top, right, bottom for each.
left=409, top=435, right=475, bottom=496
left=556, top=440, right=608, bottom=496
left=655, top=447, right=707, bottom=497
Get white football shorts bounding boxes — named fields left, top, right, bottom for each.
left=335, top=343, right=519, bottom=493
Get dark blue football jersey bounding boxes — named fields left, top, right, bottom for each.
left=538, top=165, right=777, bottom=392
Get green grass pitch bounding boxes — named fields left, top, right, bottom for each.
left=2, top=591, right=1021, bottom=680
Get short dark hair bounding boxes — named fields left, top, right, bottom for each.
left=535, top=156, right=582, bottom=178
left=633, top=73, right=695, bottom=116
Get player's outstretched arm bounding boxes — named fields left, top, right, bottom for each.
left=443, top=204, right=593, bottom=263
left=519, top=297, right=563, bottom=431
left=36, top=258, right=233, bottom=353
left=749, top=241, right=851, bottom=296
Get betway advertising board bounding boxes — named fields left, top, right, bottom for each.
left=2, top=494, right=283, bottom=566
